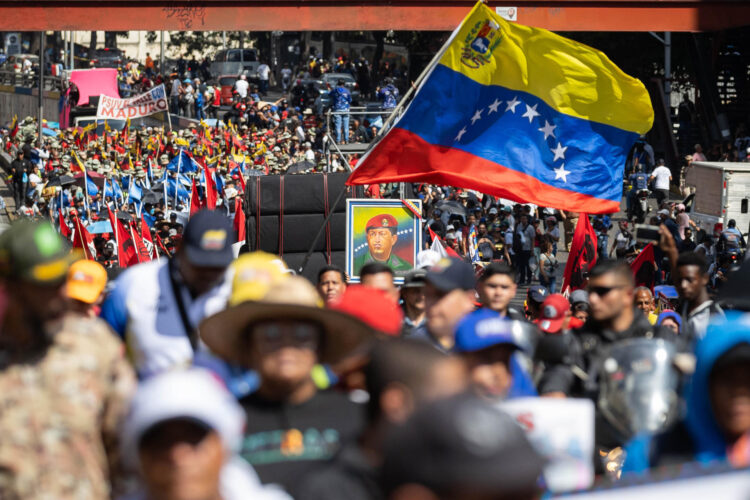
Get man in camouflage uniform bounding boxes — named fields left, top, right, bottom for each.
left=0, top=221, right=136, bottom=499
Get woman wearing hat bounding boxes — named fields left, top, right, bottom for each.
left=199, top=276, right=374, bottom=496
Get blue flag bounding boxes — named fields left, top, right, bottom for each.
left=167, top=149, right=200, bottom=174
left=165, top=178, right=190, bottom=203
left=86, top=175, right=99, bottom=197
left=128, top=179, right=143, bottom=202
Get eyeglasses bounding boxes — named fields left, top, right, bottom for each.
left=254, top=322, right=321, bottom=351
left=588, top=285, right=627, bottom=297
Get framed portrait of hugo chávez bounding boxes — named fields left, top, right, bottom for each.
left=346, top=199, right=423, bottom=284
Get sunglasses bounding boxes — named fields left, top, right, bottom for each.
left=588, top=285, right=627, bottom=297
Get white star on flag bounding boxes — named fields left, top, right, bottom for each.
left=470, top=109, right=483, bottom=125
left=506, top=96, right=521, bottom=113
left=455, top=127, right=467, bottom=142
left=538, top=120, right=556, bottom=140
left=554, top=164, right=570, bottom=182
left=487, top=98, right=502, bottom=114
left=522, top=104, right=540, bottom=123
left=551, top=142, right=568, bottom=161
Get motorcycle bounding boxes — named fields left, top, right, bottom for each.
left=632, top=188, right=650, bottom=223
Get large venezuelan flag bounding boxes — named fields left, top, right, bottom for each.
left=347, top=2, right=654, bottom=214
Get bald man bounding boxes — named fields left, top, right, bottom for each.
left=634, top=286, right=658, bottom=325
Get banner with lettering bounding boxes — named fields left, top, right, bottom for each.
left=96, top=84, right=169, bottom=120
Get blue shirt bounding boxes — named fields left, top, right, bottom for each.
left=378, top=84, right=399, bottom=109
left=330, top=86, right=351, bottom=111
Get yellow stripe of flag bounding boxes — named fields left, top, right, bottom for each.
left=438, top=2, right=653, bottom=134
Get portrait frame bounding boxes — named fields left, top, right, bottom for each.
left=346, top=198, right=423, bottom=284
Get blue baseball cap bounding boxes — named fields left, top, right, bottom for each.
left=454, top=308, right=521, bottom=353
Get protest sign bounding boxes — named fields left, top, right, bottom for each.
left=500, top=397, right=595, bottom=493
left=96, top=84, right=169, bottom=120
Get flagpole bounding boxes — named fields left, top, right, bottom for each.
left=75, top=216, right=90, bottom=260
left=83, top=165, right=91, bottom=220
left=175, top=149, right=182, bottom=210
left=112, top=210, right=121, bottom=267
left=129, top=224, right=142, bottom=264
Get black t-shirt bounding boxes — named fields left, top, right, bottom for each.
left=239, top=389, right=365, bottom=496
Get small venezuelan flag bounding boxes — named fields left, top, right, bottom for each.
left=347, top=1, right=653, bottom=214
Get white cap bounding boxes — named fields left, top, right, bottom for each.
left=121, top=368, right=245, bottom=468
left=416, top=249, right=441, bottom=270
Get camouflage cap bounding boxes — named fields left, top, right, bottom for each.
left=0, top=221, right=75, bottom=284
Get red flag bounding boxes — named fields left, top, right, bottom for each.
left=129, top=221, right=151, bottom=266
left=630, top=242, right=656, bottom=292
left=204, top=167, right=217, bottom=210
left=109, top=207, right=136, bottom=268
left=561, top=215, right=598, bottom=294
left=190, top=178, right=203, bottom=216
left=58, top=209, right=71, bottom=239
left=233, top=197, right=246, bottom=243
left=154, top=231, right=171, bottom=257
left=237, top=171, right=246, bottom=194
left=71, top=216, right=96, bottom=260
left=140, top=215, right=157, bottom=261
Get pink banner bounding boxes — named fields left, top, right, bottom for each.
left=68, top=68, right=119, bottom=106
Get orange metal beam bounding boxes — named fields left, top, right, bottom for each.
left=0, top=1, right=749, bottom=32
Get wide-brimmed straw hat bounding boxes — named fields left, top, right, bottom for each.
left=199, top=276, right=375, bottom=366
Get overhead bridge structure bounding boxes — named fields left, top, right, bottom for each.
left=0, top=0, right=749, bottom=32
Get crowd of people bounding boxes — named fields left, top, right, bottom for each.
left=2, top=47, right=750, bottom=499
left=0, top=193, right=749, bottom=499
left=1, top=111, right=750, bottom=500
left=0, top=110, right=367, bottom=269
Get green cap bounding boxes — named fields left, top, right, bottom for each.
left=0, top=221, right=75, bottom=284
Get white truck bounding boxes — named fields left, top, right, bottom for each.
left=684, top=161, right=750, bottom=237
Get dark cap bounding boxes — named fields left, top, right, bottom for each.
left=527, top=285, right=548, bottom=304
left=425, top=258, right=476, bottom=293
left=401, top=268, right=427, bottom=288
left=382, top=392, right=544, bottom=495
left=0, top=221, right=76, bottom=284
left=181, top=210, right=234, bottom=268
left=366, top=214, right=398, bottom=233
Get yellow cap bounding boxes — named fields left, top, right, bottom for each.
left=229, top=252, right=291, bottom=306
left=66, top=259, right=108, bottom=304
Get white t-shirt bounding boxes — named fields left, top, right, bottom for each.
left=651, top=165, right=672, bottom=190
left=257, top=64, right=270, bottom=80
left=295, top=125, right=306, bottom=142
left=234, top=79, right=249, bottom=98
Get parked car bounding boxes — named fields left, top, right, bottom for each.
left=209, top=49, right=259, bottom=80
left=91, top=48, right=125, bottom=68
left=320, top=72, right=361, bottom=105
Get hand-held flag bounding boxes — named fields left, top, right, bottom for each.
left=561, top=215, right=598, bottom=293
